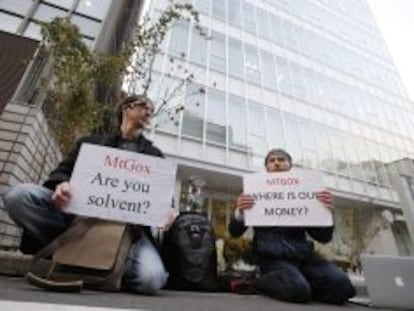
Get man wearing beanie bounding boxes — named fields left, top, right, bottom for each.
left=228, top=149, right=355, bottom=304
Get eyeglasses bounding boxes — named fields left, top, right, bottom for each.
left=129, top=101, right=154, bottom=114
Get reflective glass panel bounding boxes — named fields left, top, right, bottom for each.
left=228, top=94, right=247, bottom=149
left=169, top=21, right=189, bottom=57
left=33, top=3, right=68, bottom=22
left=227, top=0, right=241, bottom=27
left=0, top=12, right=23, bottom=33
left=209, top=31, right=226, bottom=72
left=76, top=0, right=111, bottom=20
left=206, top=88, right=226, bottom=144
left=71, top=14, right=101, bottom=38
left=44, top=0, right=74, bottom=9
left=182, top=83, right=205, bottom=139
left=228, top=38, right=243, bottom=78
left=189, top=26, right=207, bottom=65
left=0, top=0, right=32, bottom=15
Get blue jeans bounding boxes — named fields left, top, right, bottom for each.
left=254, top=256, right=356, bottom=304
left=4, top=183, right=168, bottom=295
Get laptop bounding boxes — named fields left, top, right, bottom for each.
left=360, top=254, right=414, bottom=310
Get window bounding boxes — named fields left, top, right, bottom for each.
left=260, top=50, right=276, bottom=90
left=182, top=83, right=205, bottom=139
left=190, top=26, right=207, bottom=65
left=209, top=31, right=226, bottom=72
left=313, top=123, right=334, bottom=172
left=228, top=94, right=247, bottom=149
left=270, top=14, right=282, bottom=45
left=274, top=56, right=292, bottom=95
left=242, top=1, right=255, bottom=32
left=283, top=112, right=302, bottom=162
left=194, top=0, right=210, bottom=15
left=227, top=0, right=241, bottom=27
left=212, top=0, right=226, bottom=21
left=24, top=21, right=42, bottom=40
left=72, top=14, right=101, bottom=38
left=206, top=88, right=226, bottom=144
left=248, top=100, right=267, bottom=155
left=256, top=8, right=270, bottom=39
left=298, top=118, right=318, bottom=168
left=266, top=107, right=285, bottom=150
left=33, top=3, right=68, bottom=22
left=169, top=21, right=189, bottom=57
left=0, top=12, right=23, bottom=33
left=244, top=44, right=260, bottom=85
left=44, top=0, right=74, bottom=9
left=0, top=0, right=33, bottom=15
left=228, top=38, right=243, bottom=78
left=76, top=0, right=111, bottom=19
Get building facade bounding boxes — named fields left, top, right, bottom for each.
left=0, top=0, right=145, bottom=248
left=139, top=0, right=414, bottom=263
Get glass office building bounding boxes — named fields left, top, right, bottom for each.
left=139, top=0, right=414, bottom=258
left=0, top=0, right=113, bottom=46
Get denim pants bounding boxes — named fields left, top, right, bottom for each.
left=4, top=183, right=168, bottom=295
left=254, top=255, right=356, bottom=304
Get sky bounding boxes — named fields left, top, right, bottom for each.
left=367, top=0, right=414, bottom=101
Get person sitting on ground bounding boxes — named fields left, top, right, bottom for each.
left=228, top=148, right=356, bottom=304
left=4, top=94, right=174, bottom=295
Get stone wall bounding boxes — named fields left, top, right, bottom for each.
left=0, top=101, right=61, bottom=249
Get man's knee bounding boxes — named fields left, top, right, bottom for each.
left=138, top=268, right=168, bottom=295
left=255, top=270, right=312, bottom=303
left=317, top=271, right=356, bottom=304
left=329, top=273, right=356, bottom=304
left=283, top=277, right=312, bottom=303
left=127, top=265, right=168, bottom=295
left=4, top=184, right=35, bottom=219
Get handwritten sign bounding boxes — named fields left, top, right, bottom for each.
left=243, top=168, right=333, bottom=227
left=66, top=144, right=177, bottom=227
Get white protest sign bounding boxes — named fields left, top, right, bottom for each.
left=243, top=168, right=333, bottom=227
left=66, top=143, right=177, bottom=227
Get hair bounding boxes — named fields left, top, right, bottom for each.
left=264, top=148, right=292, bottom=167
left=115, top=94, right=154, bottom=126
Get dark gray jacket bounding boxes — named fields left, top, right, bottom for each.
left=43, top=132, right=164, bottom=247
left=229, top=217, right=333, bottom=265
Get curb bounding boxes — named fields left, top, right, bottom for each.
left=0, top=250, right=50, bottom=277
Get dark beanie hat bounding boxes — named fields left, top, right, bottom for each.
left=264, top=148, right=292, bottom=166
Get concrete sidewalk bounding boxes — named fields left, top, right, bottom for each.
left=0, top=250, right=378, bottom=311
left=0, top=276, right=378, bottom=311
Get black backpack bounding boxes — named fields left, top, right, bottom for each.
left=162, top=211, right=218, bottom=291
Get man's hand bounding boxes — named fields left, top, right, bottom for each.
left=316, top=190, right=333, bottom=210
left=52, top=182, right=71, bottom=209
left=236, top=194, right=255, bottom=213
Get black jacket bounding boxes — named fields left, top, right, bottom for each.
left=43, top=132, right=164, bottom=247
left=229, top=217, right=333, bottom=266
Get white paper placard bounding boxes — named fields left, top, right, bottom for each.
left=66, top=143, right=177, bottom=227
left=243, top=168, right=333, bottom=227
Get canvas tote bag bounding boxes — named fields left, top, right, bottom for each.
left=26, top=217, right=135, bottom=292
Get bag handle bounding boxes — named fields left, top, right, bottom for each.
left=26, top=272, right=83, bottom=292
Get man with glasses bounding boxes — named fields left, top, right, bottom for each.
left=229, top=148, right=355, bottom=304
left=5, top=94, right=171, bottom=294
